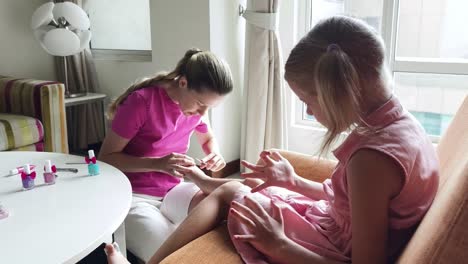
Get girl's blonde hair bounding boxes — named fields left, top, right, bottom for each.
left=108, top=48, right=233, bottom=120
left=285, top=16, right=388, bottom=153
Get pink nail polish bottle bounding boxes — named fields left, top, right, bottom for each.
left=43, top=160, right=56, bottom=185
left=21, top=164, right=36, bottom=190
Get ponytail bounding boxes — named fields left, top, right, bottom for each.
left=314, top=46, right=363, bottom=153
left=107, top=48, right=204, bottom=120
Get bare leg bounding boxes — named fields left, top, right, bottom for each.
left=105, top=244, right=130, bottom=264
left=148, top=181, right=244, bottom=264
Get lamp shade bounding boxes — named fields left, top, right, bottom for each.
left=53, top=2, right=90, bottom=30
left=31, top=2, right=54, bottom=30
left=43, top=28, right=81, bottom=56
left=31, top=2, right=91, bottom=56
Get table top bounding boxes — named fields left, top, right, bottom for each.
left=0, top=151, right=132, bottom=264
left=64, top=93, right=107, bottom=107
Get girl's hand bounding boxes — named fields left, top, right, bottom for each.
left=199, top=152, right=226, bottom=172
left=157, top=153, right=195, bottom=177
left=230, top=196, right=289, bottom=258
left=241, top=151, right=297, bottom=192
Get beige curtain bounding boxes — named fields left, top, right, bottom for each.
left=54, top=0, right=104, bottom=151
left=241, top=0, right=288, bottom=164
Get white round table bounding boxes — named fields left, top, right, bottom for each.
left=0, top=152, right=132, bottom=264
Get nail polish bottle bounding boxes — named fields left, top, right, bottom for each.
left=0, top=203, right=9, bottom=220
left=85, top=150, right=99, bottom=176
left=21, top=164, right=36, bottom=190
left=43, top=160, right=56, bottom=185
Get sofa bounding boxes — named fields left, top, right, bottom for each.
left=162, top=95, right=468, bottom=263
left=0, top=76, right=68, bottom=153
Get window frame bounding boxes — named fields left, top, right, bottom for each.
left=293, top=0, right=468, bottom=143
left=84, top=0, right=152, bottom=62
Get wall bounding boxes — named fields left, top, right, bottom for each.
left=0, top=0, right=244, bottom=163
left=0, top=0, right=56, bottom=80
left=208, top=0, right=245, bottom=162
left=94, top=0, right=243, bottom=162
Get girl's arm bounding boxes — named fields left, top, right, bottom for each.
left=289, top=175, right=327, bottom=201
left=347, top=149, right=404, bottom=264
left=99, top=130, right=194, bottom=175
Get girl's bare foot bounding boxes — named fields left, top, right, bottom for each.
left=105, top=243, right=130, bottom=264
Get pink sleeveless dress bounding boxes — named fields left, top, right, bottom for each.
left=227, top=97, right=439, bottom=263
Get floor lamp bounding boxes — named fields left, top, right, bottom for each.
left=31, top=2, right=92, bottom=98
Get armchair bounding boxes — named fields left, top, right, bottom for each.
left=0, top=76, right=68, bottom=153
left=162, top=96, right=468, bottom=263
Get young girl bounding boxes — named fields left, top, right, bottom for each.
left=107, top=16, right=439, bottom=264
left=98, top=48, right=238, bottom=262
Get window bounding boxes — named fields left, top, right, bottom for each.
left=84, top=0, right=152, bottom=61
left=291, top=0, right=468, bottom=143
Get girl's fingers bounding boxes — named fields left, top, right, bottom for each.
left=231, top=201, right=261, bottom=223
left=243, top=195, right=269, bottom=219
left=241, top=160, right=264, bottom=172
left=270, top=151, right=283, bottom=161
left=263, top=154, right=276, bottom=165
left=271, top=200, right=284, bottom=224
left=230, top=208, right=256, bottom=229
left=233, top=234, right=256, bottom=241
left=240, top=172, right=264, bottom=179
left=250, top=182, right=270, bottom=193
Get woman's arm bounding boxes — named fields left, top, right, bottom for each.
left=194, top=117, right=226, bottom=172
left=99, top=130, right=194, bottom=175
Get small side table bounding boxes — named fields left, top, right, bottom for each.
left=64, top=92, right=107, bottom=133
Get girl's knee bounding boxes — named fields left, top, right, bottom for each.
left=215, top=181, right=244, bottom=203
left=188, top=191, right=207, bottom=213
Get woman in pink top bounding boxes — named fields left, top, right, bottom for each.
left=107, top=17, right=439, bottom=264
left=99, top=48, right=240, bottom=261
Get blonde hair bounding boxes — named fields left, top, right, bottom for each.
left=285, top=16, right=388, bottom=153
left=108, top=48, right=233, bottom=120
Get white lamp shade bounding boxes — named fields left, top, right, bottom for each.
left=43, top=28, right=80, bottom=56
left=77, top=30, right=92, bottom=51
left=53, top=2, right=90, bottom=30
left=31, top=2, right=54, bottom=30
left=33, top=25, right=55, bottom=53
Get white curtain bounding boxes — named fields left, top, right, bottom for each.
left=241, top=0, right=288, bottom=164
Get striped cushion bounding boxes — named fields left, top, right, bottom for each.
left=0, top=113, right=44, bottom=151
left=0, top=76, right=68, bottom=153
left=10, top=142, right=44, bottom=152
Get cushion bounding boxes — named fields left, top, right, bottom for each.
left=0, top=113, right=44, bottom=151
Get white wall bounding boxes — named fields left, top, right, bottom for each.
left=0, top=0, right=56, bottom=80
left=208, top=0, right=245, bottom=162
left=94, top=0, right=244, bottom=162
left=0, top=0, right=244, bottom=162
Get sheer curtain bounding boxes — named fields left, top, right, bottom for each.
left=241, top=0, right=288, bottom=164
left=54, top=0, right=104, bottom=151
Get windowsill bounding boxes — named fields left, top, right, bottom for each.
left=91, top=49, right=152, bottom=62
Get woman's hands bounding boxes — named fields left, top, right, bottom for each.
left=230, top=195, right=289, bottom=258
left=241, top=151, right=297, bottom=192
left=156, top=153, right=195, bottom=177
left=198, top=152, right=226, bottom=172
